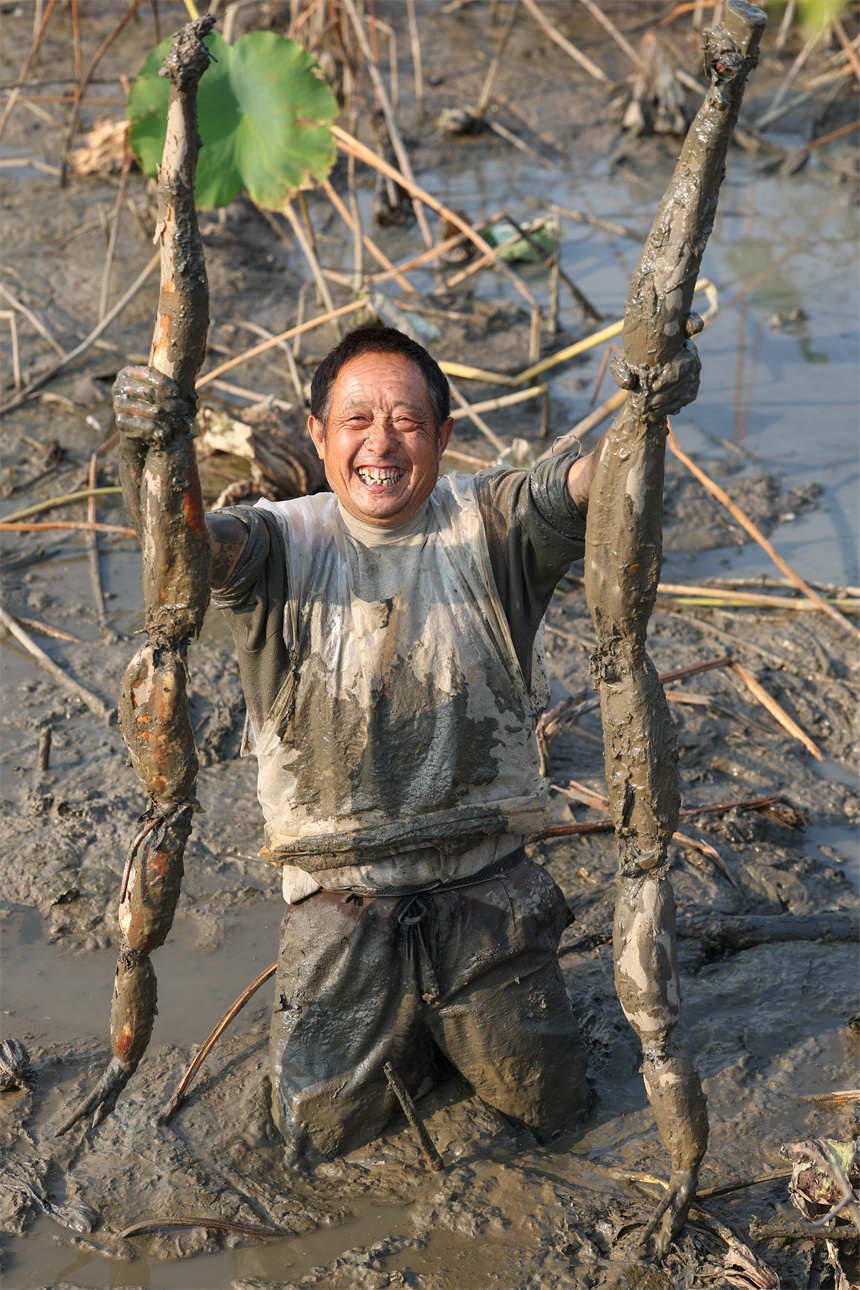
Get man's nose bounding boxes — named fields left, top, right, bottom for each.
left=364, top=415, right=400, bottom=454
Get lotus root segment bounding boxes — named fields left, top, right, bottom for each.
left=120, top=807, right=193, bottom=953
left=140, top=432, right=211, bottom=648
left=120, top=644, right=198, bottom=806
left=109, top=947, right=158, bottom=1067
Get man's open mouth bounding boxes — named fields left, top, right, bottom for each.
left=355, top=466, right=405, bottom=491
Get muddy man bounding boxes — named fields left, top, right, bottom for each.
left=114, top=326, right=699, bottom=1191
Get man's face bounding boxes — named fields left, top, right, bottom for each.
left=308, top=351, right=453, bottom=527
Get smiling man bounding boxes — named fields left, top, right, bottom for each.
left=114, top=325, right=698, bottom=1165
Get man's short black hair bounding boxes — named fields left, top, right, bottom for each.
left=309, top=326, right=451, bottom=435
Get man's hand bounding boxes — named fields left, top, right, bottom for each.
left=113, top=365, right=249, bottom=587
left=566, top=339, right=702, bottom=514
left=113, top=365, right=196, bottom=445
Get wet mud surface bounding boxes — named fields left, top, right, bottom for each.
left=1, top=2, right=859, bottom=1287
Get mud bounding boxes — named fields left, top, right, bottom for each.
left=1, top=1, right=859, bottom=1287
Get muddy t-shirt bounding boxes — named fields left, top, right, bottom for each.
left=213, top=455, right=585, bottom=901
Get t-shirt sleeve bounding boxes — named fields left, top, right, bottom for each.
left=209, top=505, right=290, bottom=739
left=473, top=452, right=586, bottom=682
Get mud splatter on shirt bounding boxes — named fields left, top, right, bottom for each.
left=213, top=456, right=586, bottom=899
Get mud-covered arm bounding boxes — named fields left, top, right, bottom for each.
left=474, top=453, right=587, bottom=686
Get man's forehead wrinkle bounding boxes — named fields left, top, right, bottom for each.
left=339, top=393, right=429, bottom=415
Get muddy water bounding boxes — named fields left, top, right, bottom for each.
left=2, top=7, right=859, bottom=1287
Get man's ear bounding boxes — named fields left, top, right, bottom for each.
left=307, top=414, right=325, bottom=460
left=437, top=416, right=454, bottom=457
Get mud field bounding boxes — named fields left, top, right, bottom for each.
left=1, top=2, right=859, bottom=1287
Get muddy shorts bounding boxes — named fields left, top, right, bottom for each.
left=269, top=857, right=589, bottom=1162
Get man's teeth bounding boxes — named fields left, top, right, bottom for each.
left=358, top=467, right=403, bottom=484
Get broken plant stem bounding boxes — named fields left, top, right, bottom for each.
left=728, top=659, right=824, bottom=760
left=321, top=178, right=416, bottom=294
left=98, top=149, right=133, bottom=323
left=0, top=604, right=113, bottom=723
left=405, top=0, right=424, bottom=122
left=519, top=0, right=610, bottom=84
left=0, top=251, right=160, bottom=416
left=0, top=0, right=58, bottom=139
left=196, top=300, right=360, bottom=388
left=59, top=0, right=144, bottom=186
left=447, top=380, right=506, bottom=454
left=339, top=0, right=433, bottom=249
left=383, top=1062, right=444, bottom=1172
left=332, top=126, right=539, bottom=312
left=474, top=0, right=519, bottom=121
left=2, top=487, right=123, bottom=525
left=0, top=521, right=135, bottom=535
left=576, top=0, right=639, bottom=65
left=667, top=422, right=859, bottom=642
left=283, top=200, right=341, bottom=335
left=164, top=961, right=277, bottom=1122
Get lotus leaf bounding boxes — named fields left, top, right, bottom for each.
left=127, top=30, right=337, bottom=210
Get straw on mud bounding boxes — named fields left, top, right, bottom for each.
left=196, top=300, right=360, bottom=389
left=0, top=313, right=21, bottom=390
left=405, top=0, right=424, bottom=122
left=438, top=360, right=518, bottom=387
left=332, top=126, right=539, bottom=313
left=121, top=1216, right=285, bottom=1240
left=163, top=961, right=277, bottom=1123
left=98, top=150, right=133, bottom=323
left=537, top=793, right=795, bottom=843
left=474, top=0, right=519, bottom=123
left=234, top=318, right=304, bottom=405
left=667, top=422, right=860, bottom=642
left=535, top=201, right=646, bottom=242
left=0, top=0, right=58, bottom=139
left=0, top=521, right=136, bottom=535
left=519, top=0, right=610, bottom=85
left=37, top=723, right=52, bottom=771
left=799, top=117, right=860, bottom=155
left=448, top=384, right=547, bottom=423
left=576, top=0, right=639, bottom=66
left=447, top=381, right=506, bottom=454
left=755, top=25, right=820, bottom=130
left=340, top=0, right=434, bottom=249
left=0, top=285, right=64, bottom=358
left=0, top=604, right=113, bottom=723
left=59, top=0, right=144, bottom=186
left=442, top=225, right=534, bottom=291
left=321, top=178, right=415, bottom=294
left=728, top=659, right=824, bottom=761
left=833, top=17, right=860, bottom=85
left=86, top=447, right=110, bottom=636
left=553, top=781, right=738, bottom=889
left=283, top=200, right=340, bottom=336
left=0, top=250, right=160, bottom=416
left=697, top=1169, right=794, bottom=1200
left=504, top=213, right=601, bottom=322
left=656, top=582, right=860, bottom=610
left=362, top=210, right=507, bottom=287
left=11, top=614, right=84, bottom=644
left=537, top=389, right=626, bottom=462
left=383, top=1062, right=444, bottom=1172
left=2, top=486, right=123, bottom=526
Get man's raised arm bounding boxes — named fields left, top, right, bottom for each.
left=114, top=365, right=249, bottom=591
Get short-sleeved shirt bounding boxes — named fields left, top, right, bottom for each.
left=213, top=455, right=586, bottom=901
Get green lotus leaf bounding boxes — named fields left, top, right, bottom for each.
left=127, top=29, right=337, bottom=210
